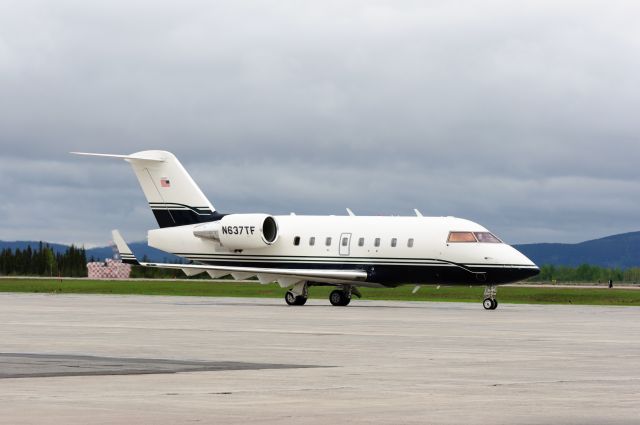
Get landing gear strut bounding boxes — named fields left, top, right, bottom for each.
left=483, top=285, right=498, bottom=310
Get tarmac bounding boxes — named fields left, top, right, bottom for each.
left=0, top=293, right=639, bottom=424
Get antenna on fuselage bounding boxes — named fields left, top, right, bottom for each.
left=346, top=208, right=355, bottom=216
left=414, top=209, right=423, bottom=217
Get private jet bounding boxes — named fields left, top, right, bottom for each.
left=74, top=150, right=539, bottom=309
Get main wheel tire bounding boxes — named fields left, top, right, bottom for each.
left=329, top=290, right=350, bottom=306
left=286, top=291, right=307, bottom=306
left=483, top=298, right=494, bottom=310
left=329, top=290, right=342, bottom=306
left=285, top=291, right=297, bottom=306
left=491, top=299, right=498, bottom=310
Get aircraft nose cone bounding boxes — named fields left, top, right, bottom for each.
left=506, top=247, right=540, bottom=282
left=525, top=266, right=541, bottom=279
left=504, top=265, right=539, bottom=283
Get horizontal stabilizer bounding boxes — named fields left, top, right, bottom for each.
left=71, top=152, right=166, bottom=162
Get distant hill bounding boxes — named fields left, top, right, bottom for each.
left=0, top=241, right=71, bottom=255
left=514, top=231, right=640, bottom=269
left=0, top=241, right=181, bottom=263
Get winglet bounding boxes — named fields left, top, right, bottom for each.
left=111, top=230, right=140, bottom=265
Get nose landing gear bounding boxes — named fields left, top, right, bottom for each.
left=483, top=285, right=498, bottom=310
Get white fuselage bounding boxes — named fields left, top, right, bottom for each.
left=148, top=215, right=538, bottom=287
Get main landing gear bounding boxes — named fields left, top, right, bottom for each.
left=483, top=285, right=498, bottom=310
left=285, top=283, right=361, bottom=307
left=285, top=291, right=307, bottom=306
left=329, top=286, right=361, bottom=307
left=285, top=281, right=308, bottom=306
left=329, top=289, right=350, bottom=306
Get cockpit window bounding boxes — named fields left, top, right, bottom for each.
left=447, top=231, right=503, bottom=243
left=474, top=232, right=502, bottom=243
left=447, top=232, right=477, bottom=243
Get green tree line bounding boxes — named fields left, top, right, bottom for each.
left=0, top=243, right=87, bottom=277
left=531, top=264, right=640, bottom=283
left=2, top=244, right=640, bottom=283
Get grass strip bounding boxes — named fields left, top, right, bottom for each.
left=1, top=278, right=639, bottom=306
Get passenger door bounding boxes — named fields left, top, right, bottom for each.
left=339, top=233, right=352, bottom=256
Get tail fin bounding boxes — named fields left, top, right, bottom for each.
left=74, top=150, right=220, bottom=228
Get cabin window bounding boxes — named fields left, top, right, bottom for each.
left=309, top=236, right=315, bottom=246
left=342, top=237, right=348, bottom=247
left=447, top=232, right=477, bottom=243
left=407, top=238, right=414, bottom=248
left=474, top=232, right=502, bottom=243
left=358, top=237, right=364, bottom=247
left=325, top=237, right=332, bottom=246
left=294, top=236, right=300, bottom=246
left=391, top=238, right=397, bottom=247
left=374, top=238, right=380, bottom=247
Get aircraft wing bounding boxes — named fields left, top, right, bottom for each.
left=112, top=230, right=368, bottom=287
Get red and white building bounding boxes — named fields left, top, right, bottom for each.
left=87, top=258, right=131, bottom=279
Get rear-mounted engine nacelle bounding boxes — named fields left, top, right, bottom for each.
left=193, top=214, right=278, bottom=249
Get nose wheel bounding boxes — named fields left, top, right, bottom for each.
left=483, top=285, right=498, bottom=310
left=483, top=298, right=498, bottom=310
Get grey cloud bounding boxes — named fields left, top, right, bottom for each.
left=1, top=0, right=639, bottom=245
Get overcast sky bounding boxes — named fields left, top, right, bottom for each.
left=1, top=0, right=639, bottom=246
